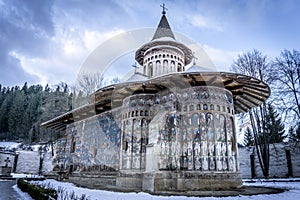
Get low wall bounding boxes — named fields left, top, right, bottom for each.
left=239, top=142, right=300, bottom=178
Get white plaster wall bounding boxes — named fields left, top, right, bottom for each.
left=239, top=143, right=300, bottom=178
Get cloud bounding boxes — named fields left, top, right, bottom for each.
left=201, top=45, right=240, bottom=71
left=189, top=14, right=224, bottom=32
left=0, top=0, right=128, bottom=87
left=0, top=0, right=55, bottom=86
left=10, top=27, right=126, bottom=87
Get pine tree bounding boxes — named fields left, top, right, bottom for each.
left=264, top=103, right=285, bottom=143
left=0, top=88, right=12, bottom=136
left=8, top=89, right=27, bottom=140
left=289, top=123, right=300, bottom=142
left=243, top=127, right=254, bottom=147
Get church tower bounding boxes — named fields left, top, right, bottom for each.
left=135, top=7, right=193, bottom=77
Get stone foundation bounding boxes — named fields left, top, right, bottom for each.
left=68, top=172, right=117, bottom=189
left=93, top=170, right=242, bottom=193
left=68, top=170, right=241, bottom=193
left=146, top=171, right=242, bottom=192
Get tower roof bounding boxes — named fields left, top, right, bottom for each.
left=135, top=12, right=193, bottom=66
left=152, top=14, right=175, bottom=40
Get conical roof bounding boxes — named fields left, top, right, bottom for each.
left=135, top=12, right=193, bottom=66
left=152, top=14, right=175, bottom=40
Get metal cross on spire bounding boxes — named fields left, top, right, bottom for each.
left=192, top=52, right=198, bottom=65
left=132, top=62, right=139, bottom=73
left=160, top=3, right=168, bottom=15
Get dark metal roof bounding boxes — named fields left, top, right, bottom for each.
left=152, top=14, right=175, bottom=40
left=135, top=14, right=193, bottom=66
left=41, top=71, right=270, bottom=131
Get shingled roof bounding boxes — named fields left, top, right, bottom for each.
left=152, top=14, right=175, bottom=40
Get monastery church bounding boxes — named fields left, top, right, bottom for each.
left=42, top=7, right=270, bottom=192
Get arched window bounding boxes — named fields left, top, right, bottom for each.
left=189, top=104, right=195, bottom=111
left=170, top=61, right=175, bottom=72
left=163, top=60, right=168, bottom=73
left=183, top=105, right=187, bottom=112
left=148, top=63, right=153, bottom=77
left=191, top=113, right=199, bottom=126
left=156, top=60, right=161, bottom=75
left=177, top=63, right=182, bottom=72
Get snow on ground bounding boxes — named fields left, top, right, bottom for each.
left=12, top=184, right=33, bottom=200
left=30, top=179, right=300, bottom=200
left=0, top=142, right=21, bottom=150
left=10, top=173, right=43, bottom=179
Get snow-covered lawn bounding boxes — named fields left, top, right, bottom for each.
left=29, top=179, right=300, bottom=200
left=0, top=141, right=21, bottom=150
left=11, top=173, right=44, bottom=179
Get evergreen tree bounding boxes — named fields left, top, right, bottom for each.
left=264, top=103, right=285, bottom=143
left=0, top=88, right=12, bottom=136
left=289, top=123, right=300, bottom=142
left=0, top=82, right=72, bottom=142
left=23, top=85, right=43, bottom=143
left=243, top=127, right=254, bottom=147
left=8, top=89, right=26, bottom=140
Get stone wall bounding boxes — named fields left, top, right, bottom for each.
left=239, top=142, right=300, bottom=178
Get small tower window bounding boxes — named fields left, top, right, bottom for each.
left=148, top=63, right=153, bottom=77
left=189, top=105, right=195, bottom=111
left=177, top=63, right=182, bottom=72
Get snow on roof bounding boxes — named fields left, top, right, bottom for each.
left=185, top=65, right=217, bottom=73
left=124, top=72, right=148, bottom=83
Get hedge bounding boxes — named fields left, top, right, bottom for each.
left=17, top=178, right=57, bottom=200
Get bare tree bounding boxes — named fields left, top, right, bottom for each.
left=76, top=72, right=104, bottom=96
left=271, top=50, right=300, bottom=126
left=73, top=72, right=104, bottom=107
left=232, top=49, right=271, bottom=178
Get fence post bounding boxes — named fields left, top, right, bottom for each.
left=285, top=149, right=293, bottom=177
left=250, top=153, right=256, bottom=179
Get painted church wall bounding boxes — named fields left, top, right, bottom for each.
left=57, top=109, right=122, bottom=173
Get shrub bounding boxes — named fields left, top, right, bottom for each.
left=17, top=179, right=57, bottom=200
